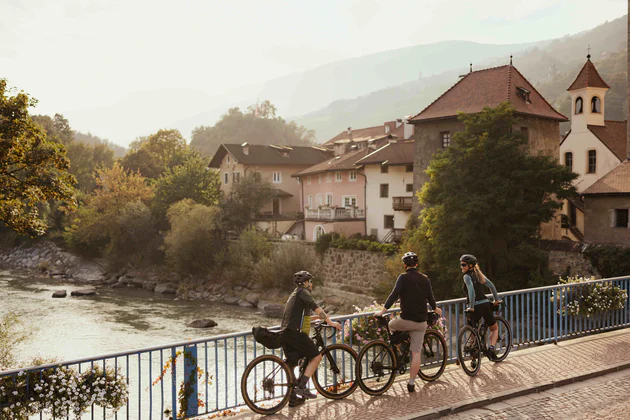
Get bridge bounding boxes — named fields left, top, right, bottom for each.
left=0, top=276, right=628, bottom=419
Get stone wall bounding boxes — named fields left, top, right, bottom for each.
left=541, top=241, right=600, bottom=278
left=316, top=248, right=389, bottom=295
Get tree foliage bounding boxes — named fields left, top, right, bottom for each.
left=409, top=103, right=577, bottom=296
left=190, top=101, right=315, bottom=157
left=121, top=129, right=188, bottom=179
left=219, top=172, right=275, bottom=233
left=0, top=80, right=77, bottom=236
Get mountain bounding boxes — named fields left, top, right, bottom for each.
left=74, top=131, right=127, bottom=158
left=293, top=15, right=628, bottom=143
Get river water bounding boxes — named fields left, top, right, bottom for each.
left=0, top=269, right=265, bottom=365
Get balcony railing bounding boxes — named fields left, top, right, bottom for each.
left=392, top=196, right=413, bottom=211
left=305, top=207, right=365, bottom=220
left=255, top=212, right=303, bottom=221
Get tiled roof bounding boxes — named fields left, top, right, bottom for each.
left=355, top=141, right=415, bottom=166
left=409, top=65, right=567, bottom=123
left=583, top=161, right=630, bottom=195
left=323, top=122, right=405, bottom=146
left=587, top=121, right=627, bottom=161
left=272, top=188, right=293, bottom=198
left=568, top=57, right=610, bottom=91
left=208, top=144, right=332, bottom=167
left=292, top=148, right=369, bottom=177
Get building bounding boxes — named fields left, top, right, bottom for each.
left=559, top=55, right=627, bottom=241
left=408, top=61, right=568, bottom=240
left=355, top=140, right=415, bottom=242
left=208, top=143, right=332, bottom=236
left=582, top=161, right=630, bottom=244
left=292, top=148, right=368, bottom=241
left=324, top=120, right=414, bottom=156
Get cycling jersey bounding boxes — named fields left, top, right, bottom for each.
left=384, top=268, right=437, bottom=322
left=463, top=272, right=499, bottom=309
left=280, top=287, right=320, bottom=334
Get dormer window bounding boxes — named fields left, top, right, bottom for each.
left=591, top=97, right=601, bottom=113
left=516, top=86, right=531, bottom=104
left=575, top=97, right=583, bottom=114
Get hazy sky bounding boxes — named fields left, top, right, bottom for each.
left=1, top=0, right=627, bottom=145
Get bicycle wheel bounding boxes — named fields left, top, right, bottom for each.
left=241, top=355, right=293, bottom=415
left=313, top=344, right=358, bottom=399
left=355, top=340, right=397, bottom=396
left=457, top=326, right=481, bottom=377
left=418, top=330, right=447, bottom=382
left=488, top=316, right=512, bottom=362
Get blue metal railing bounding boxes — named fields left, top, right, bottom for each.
left=1, top=276, right=629, bottom=419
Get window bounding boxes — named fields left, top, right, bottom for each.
left=521, top=127, right=529, bottom=140
left=342, top=195, right=357, bottom=208
left=405, top=164, right=413, bottom=172
left=591, top=97, right=601, bottom=113
left=233, top=172, right=241, bottom=183
left=226, top=155, right=230, bottom=164
left=308, top=195, right=312, bottom=208
left=614, top=209, right=629, bottom=228
left=406, top=183, right=413, bottom=193
left=272, top=172, right=282, bottom=183
left=335, top=172, right=342, bottom=182
left=314, top=225, right=326, bottom=241
left=316, top=194, right=323, bottom=206
left=381, top=165, right=389, bottom=174
left=307, top=175, right=311, bottom=185
left=587, top=150, right=597, bottom=174
left=575, top=97, right=583, bottom=114
left=565, top=152, right=573, bottom=171
left=384, top=215, right=394, bottom=229
left=326, top=193, right=333, bottom=206
left=380, top=184, right=389, bottom=198
left=326, top=173, right=332, bottom=183
left=318, top=174, right=322, bottom=184
left=349, top=171, right=357, bottom=182
left=441, top=131, right=451, bottom=148
left=224, top=173, right=229, bottom=184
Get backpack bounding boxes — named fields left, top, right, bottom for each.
left=252, top=326, right=282, bottom=349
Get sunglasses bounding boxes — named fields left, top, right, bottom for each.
left=460, top=263, right=468, bottom=267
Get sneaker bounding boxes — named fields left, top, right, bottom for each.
left=407, top=383, right=415, bottom=393
left=487, top=347, right=498, bottom=361
left=289, top=395, right=306, bottom=407
left=294, top=385, right=317, bottom=400
left=470, top=360, right=477, bottom=370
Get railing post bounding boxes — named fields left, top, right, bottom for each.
left=552, top=289, right=558, bottom=343
left=184, top=345, right=199, bottom=417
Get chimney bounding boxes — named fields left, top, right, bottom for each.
left=395, top=118, right=403, bottom=129
left=627, top=8, right=630, bottom=160
left=347, top=127, right=352, bottom=136
left=241, top=142, right=249, bottom=155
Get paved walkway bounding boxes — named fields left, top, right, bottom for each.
left=209, top=328, right=630, bottom=420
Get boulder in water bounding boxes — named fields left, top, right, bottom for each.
left=71, top=288, right=96, bottom=297
left=188, top=319, right=218, bottom=328
left=52, top=290, right=67, bottom=298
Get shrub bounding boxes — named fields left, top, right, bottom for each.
left=552, top=276, right=628, bottom=317
left=163, top=199, right=224, bottom=274
left=107, top=200, right=162, bottom=266
left=317, top=235, right=399, bottom=255
left=258, top=243, right=321, bottom=291
left=314, top=232, right=337, bottom=254
left=584, top=245, right=630, bottom=278
left=222, top=228, right=273, bottom=286
left=0, top=312, right=28, bottom=370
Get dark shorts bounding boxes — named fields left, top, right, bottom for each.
left=280, top=329, right=320, bottom=365
left=469, top=302, right=496, bottom=327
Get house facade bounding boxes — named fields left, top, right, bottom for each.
left=208, top=143, right=332, bottom=236
left=355, top=141, right=415, bottom=242
left=408, top=62, right=568, bottom=240
left=292, top=148, right=368, bottom=241
left=324, top=120, right=414, bottom=156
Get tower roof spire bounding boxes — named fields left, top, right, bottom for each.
left=567, top=55, right=610, bottom=91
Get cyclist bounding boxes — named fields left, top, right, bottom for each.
left=375, top=252, right=442, bottom=392
left=280, top=271, right=342, bottom=406
left=460, top=254, right=501, bottom=360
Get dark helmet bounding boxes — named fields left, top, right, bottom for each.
left=460, top=254, right=478, bottom=266
left=402, top=252, right=419, bottom=266
left=293, top=271, right=314, bottom=285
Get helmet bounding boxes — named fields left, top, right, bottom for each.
left=460, top=254, right=478, bottom=266
left=293, top=271, right=314, bottom=285
left=402, top=252, right=419, bottom=266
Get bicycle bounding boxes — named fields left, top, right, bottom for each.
left=355, top=312, right=447, bottom=396
left=456, top=301, right=512, bottom=377
left=241, top=322, right=358, bottom=415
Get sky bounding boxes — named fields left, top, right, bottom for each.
left=1, top=0, right=627, bottom=146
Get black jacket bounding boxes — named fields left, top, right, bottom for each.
left=384, top=268, right=437, bottom=322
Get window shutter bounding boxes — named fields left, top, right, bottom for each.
left=609, top=209, right=615, bottom=228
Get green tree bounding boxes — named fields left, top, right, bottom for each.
left=0, top=80, right=77, bottom=236
left=190, top=102, right=315, bottom=157
left=0, top=312, right=29, bottom=369
left=411, top=103, right=577, bottom=296
left=219, top=172, right=275, bottom=233
left=121, top=129, right=187, bottom=179
left=152, top=152, right=222, bottom=226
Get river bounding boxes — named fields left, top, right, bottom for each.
left=0, top=269, right=265, bottom=365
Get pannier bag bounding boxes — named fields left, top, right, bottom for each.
left=252, top=326, right=282, bottom=349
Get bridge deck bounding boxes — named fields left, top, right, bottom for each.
left=221, top=328, right=630, bottom=420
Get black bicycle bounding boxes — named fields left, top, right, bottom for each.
left=457, top=301, right=512, bottom=377
left=241, top=323, right=358, bottom=415
left=355, top=312, right=447, bottom=396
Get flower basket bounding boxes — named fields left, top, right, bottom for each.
left=551, top=276, right=628, bottom=318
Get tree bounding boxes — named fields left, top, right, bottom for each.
left=219, top=172, right=275, bottom=233
left=152, top=152, right=222, bottom=226
left=190, top=101, right=315, bottom=157
left=410, top=103, right=577, bottom=296
left=121, top=129, right=187, bottom=179
left=0, top=80, right=77, bottom=236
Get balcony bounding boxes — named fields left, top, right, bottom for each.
left=392, top=196, right=413, bottom=211
left=305, top=207, right=365, bottom=220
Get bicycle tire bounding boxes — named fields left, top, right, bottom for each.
left=418, top=330, right=447, bottom=382
left=241, top=354, right=293, bottom=415
left=488, top=316, right=512, bottom=362
left=313, top=344, right=359, bottom=399
left=457, top=325, right=481, bottom=377
left=355, top=340, right=397, bottom=396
